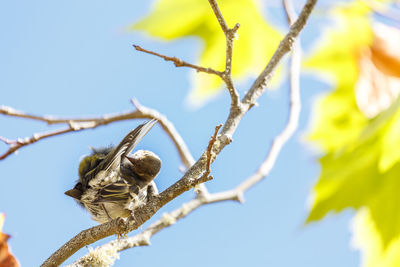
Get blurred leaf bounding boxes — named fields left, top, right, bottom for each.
left=307, top=97, right=400, bottom=239
left=305, top=1, right=373, bottom=151
left=131, top=0, right=282, bottom=104
left=306, top=0, right=400, bottom=265
left=355, top=23, right=400, bottom=118
left=352, top=209, right=400, bottom=267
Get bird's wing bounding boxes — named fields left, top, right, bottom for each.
left=92, top=182, right=132, bottom=203
left=93, top=119, right=157, bottom=177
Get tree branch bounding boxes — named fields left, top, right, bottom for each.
left=65, top=0, right=308, bottom=265
left=67, top=0, right=304, bottom=262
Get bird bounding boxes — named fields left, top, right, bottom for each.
left=65, top=119, right=161, bottom=224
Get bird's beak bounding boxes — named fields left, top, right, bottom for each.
left=125, top=155, right=136, bottom=165
left=64, top=189, right=82, bottom=200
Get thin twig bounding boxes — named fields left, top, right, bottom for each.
left=42, top=0, right=315, bottom=265
left=207, top=0, right=240, bottom=106
left=0, top=127, right=83, bottom=160
left=68, top=0, right=304, bottom=262
left=195, top=124, right=222, bottom=191
left=207, top=0, right=229, bottom=32
left=0, top=105, right=61, bottom=123
left=0, top=136, right=14, bottom=145
left=132, top=45, right=223, bottom=76
left=194, top=124, right=222, bottom=188
left=205, top=124, right=222, bottom=173
left=283, top=0, right=299, bottom=24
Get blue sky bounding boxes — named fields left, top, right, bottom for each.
left=0, top=0, right=360, bottom=266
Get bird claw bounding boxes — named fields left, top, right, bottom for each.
left=116, top=232, right=128, bottom=240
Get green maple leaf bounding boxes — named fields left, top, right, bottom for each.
left=307, top=96, right=400, bottom=242
left=130, top=0, right=281, bottom=104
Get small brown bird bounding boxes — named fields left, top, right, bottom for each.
left=65, top=120, right=161, bottom=223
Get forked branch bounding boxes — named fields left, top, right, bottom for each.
left=48, top=0, right=314, bottom=265
left=68, top=0, right=304, bottom=264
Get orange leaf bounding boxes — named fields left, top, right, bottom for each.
left=0, top=214, right=19, bottom=267
left=355, top=23, right=400, bottom=118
